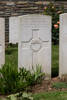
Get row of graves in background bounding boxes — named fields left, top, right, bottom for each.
left=0, top=13, right=67, bottom=79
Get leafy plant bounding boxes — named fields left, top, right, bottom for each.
left=0, top=63, right=19, bottom=94
left=7, top=92, right=33, bottom=100
left=0, top=64, right=45, bottom=95
left=32, top=65, right=45, bottom=84
left=19, top=65, right=45, bottom=86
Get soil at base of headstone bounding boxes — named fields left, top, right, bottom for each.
left=31, top=77, right=67, bottom=93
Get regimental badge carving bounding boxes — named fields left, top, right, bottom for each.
left=31, top=38, right=42, bottom=52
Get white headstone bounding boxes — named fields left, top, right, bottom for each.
left=0, top=18, right=5, bottom=68
left=59, top=13, right=67, bottom=77
left=9, top=17, right=20, bottom=44
left=18, top=14, right=51, bottom=79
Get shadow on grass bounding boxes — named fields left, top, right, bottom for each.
left=52, top=45, right=59, bottom=78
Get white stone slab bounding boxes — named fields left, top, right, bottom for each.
left=18, top=14, right=51, bottom=79
left=0, top=18, right=5, bottom=68
left=59, top=13, right=67, bottom=77
left=9, top=17, right=20, bottom=44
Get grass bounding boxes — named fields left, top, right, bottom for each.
left=52, top=82, right=67, bottom=89
left=52, top=45, right=59, bottom=77
left=1, top=91, right=67, bottom=100
left=33, top=91, right=67, bottom=100
left=5, top=46, right=18, bottom=68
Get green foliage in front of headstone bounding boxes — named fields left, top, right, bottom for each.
left=0, top=63, right=45, bottom=95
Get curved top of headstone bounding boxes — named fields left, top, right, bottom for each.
left=60, top=13, right=67, bottom=16
left=19, top=14, right=51, bottom=19
left=60, top=13, right=67, bottom=34
left=19, top=14, right=51, bottom=42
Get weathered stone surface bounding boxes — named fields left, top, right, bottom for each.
left=59, top=13, right=67, bottom=77
left=0, top=18, right=5, bottom=68
left=9, top=17, right=20, bottom=44
left=18, top=14, right=51, bottom=79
